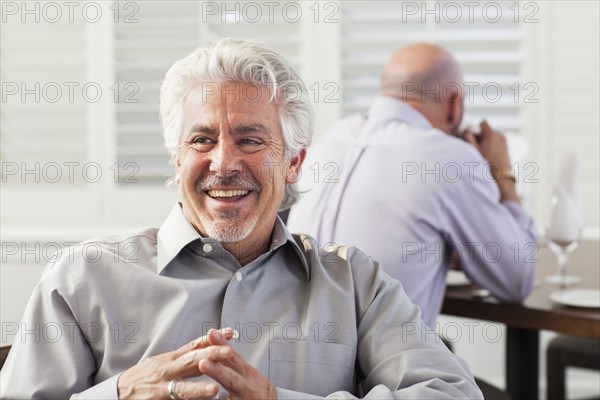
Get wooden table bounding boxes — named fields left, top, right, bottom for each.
left=442, top=240, right=600, bottom=399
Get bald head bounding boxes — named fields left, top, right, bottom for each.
left=381, top=43, right=463, bottom=99
left=381, top=43, right=464, bottom=134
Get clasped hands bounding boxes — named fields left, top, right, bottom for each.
left=117, top=328, right=277, bottom=400
left=462, top=120, right=520, bottom=203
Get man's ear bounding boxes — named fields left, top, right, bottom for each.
left=446, top=90, right=463, bottom=128
left=285, top=148, right=307, bottom=184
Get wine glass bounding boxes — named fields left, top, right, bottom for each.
left=546, top=238, right=580, bottom=286
left=545, top=190, right=581, bottom=286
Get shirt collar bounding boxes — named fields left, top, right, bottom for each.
left=367, top=95, right=433, bottom=131
left=157, top=203, right=310, bottom=280
left=156, top=204, right=202, bottom=274
left=270, top=213, right=311, bottom=280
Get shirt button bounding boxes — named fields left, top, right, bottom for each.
left=235, top=272, right=243, bottom=282
left=203, top=243, right=213, bottom=253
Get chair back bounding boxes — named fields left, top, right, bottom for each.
left=0, top=345, right=11, bottom=370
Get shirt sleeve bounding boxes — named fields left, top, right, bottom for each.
left=0, top=256, right=119, bottom=400
left=440, top=154, right=538, bottom=303
left=277, top=247, right=483, bottom=399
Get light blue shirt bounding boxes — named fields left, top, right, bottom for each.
left=1, top=203, right=482, bottom=399
left=288, top=96, right=538, bottom=328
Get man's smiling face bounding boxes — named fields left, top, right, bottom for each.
left=176, top=82, right=303, bottom=255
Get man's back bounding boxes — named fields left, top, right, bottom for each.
left=288, top=96, right=538, bottom=327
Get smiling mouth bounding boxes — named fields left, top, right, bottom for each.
left=206, top=189, right=250, bottom=199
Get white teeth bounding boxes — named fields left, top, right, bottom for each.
left=207, top=189, right=249, bottom=198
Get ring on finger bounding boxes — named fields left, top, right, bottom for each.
left=167, top=379, right=182, bottom=400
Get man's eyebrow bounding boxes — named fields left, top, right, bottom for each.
left=188, top=123, right=271, bottom=136
left=189, top=124, right=216, bottom=135
left=234, top=124, right=271, bottom=135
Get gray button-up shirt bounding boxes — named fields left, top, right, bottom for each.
left=1, top=204, right=482, bottom=399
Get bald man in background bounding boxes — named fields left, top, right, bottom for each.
left=288, top=43, right=538, bottom=329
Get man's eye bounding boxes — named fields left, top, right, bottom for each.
left=191, top=137, right=214, bottom=145
left=240, top=139, right=261, bottom=146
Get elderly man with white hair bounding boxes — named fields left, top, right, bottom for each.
left=1, top=39, right=482, bottom=400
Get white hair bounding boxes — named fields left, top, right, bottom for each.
left=160, top=38, right=314, bottom=210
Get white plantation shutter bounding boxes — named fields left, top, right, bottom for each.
left=340, top=1, right=523, bottom=133
left=0, top=11, right=105, bottom=227
left=341, top=2, right=429, bottom=115
left=0, top=17, right=87, bottom=179
left=205, top=10, right=301, bottom=66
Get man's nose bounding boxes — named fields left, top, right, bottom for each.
left=209, top=138, right=241, bottom=175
